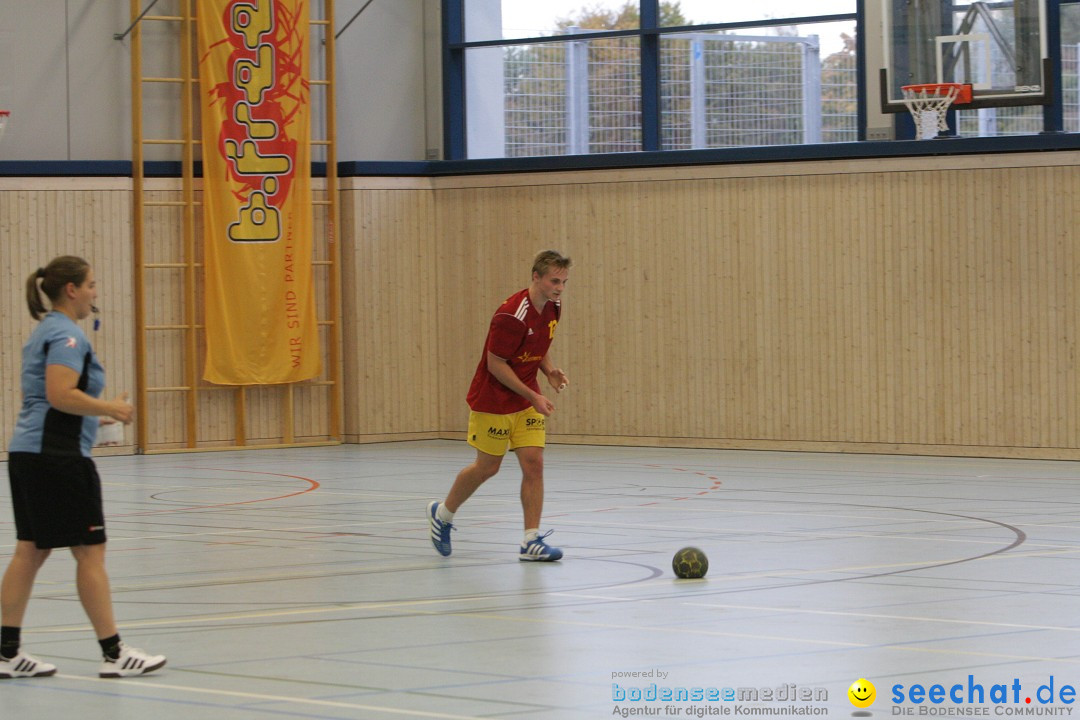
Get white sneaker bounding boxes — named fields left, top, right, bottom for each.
left=99, top=644, right=166, bottom=678
left=0, top=649, right=57, bottom=678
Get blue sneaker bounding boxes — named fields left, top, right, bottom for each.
left=519, top=530, right=563, bottom=562
left=427, top=501, right=454, bottom=556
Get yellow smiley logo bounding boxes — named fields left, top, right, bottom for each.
left=848, top=679, right=876, bottom=708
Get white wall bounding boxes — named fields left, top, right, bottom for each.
left=335, top=0, right=435, bottom=161
left=0, top=0, right=437, bottom=162
left=0, top=0, right=130, bottom=160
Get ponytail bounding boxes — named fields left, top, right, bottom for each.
left=26, top=268, right=48, bottom=320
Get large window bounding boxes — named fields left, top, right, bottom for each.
left=445, top=1, right=1080, bottom=161
left=449, top=0, right=859, bottom=159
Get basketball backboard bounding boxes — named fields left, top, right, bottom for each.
left=879, top=0, right=1049, bottom=112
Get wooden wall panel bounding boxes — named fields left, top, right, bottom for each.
left=340, top=179, right=440, bottom=441
left=0, top=178, right=337, bottom=456
left=424, top=154, right=1080, bottom=459
left=5, top=152, right=1080, bottom=460
left=0, top=179, right=135, bottom=457
left=136, top=180, right=336, bottom=450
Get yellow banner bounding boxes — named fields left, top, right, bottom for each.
left=197, top=0, right=319, bottom=384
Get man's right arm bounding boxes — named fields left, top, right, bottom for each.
left=486, top=352, right=555, bottom=416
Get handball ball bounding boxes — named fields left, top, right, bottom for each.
left=672, top=546, right=709, bottom=579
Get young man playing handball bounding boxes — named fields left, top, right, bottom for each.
left=428, top=250, right=572, bottom=561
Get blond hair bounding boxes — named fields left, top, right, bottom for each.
left=532, top=250, right=573, bottom=277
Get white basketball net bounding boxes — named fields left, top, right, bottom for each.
left=901, top=85, right=960, bottom=140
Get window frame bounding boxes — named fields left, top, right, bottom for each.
left=444, top=0, right=863, bottom=159
left=441, top=0, right=1080, bottom=169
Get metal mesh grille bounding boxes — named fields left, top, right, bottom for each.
left=503, top=38, right=641, bottom=157
left=490, top=30, right=1073, bottom=156
left=504, top=44, right=570, bottom=156
left=660, top=34, right=855, bottom=149
left=497, top=30, right=857, bottom=158
left=821, top=49, right=858, bottom=143
left=587, top=38, right=641, bottom=153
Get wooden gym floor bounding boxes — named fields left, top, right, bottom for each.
left=1, top=440, right=1076, bottom=719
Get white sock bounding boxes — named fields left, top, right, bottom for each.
left=437, top=504, right=455, bottom=523
left=524, top=528, right=540, bottom=544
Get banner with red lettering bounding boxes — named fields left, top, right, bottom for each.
left=197, top=0, right=319, bottom=384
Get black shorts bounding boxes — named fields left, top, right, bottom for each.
left=8, top=452, right=106, bottom=549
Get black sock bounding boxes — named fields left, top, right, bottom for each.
left=98, top=633, right=122, bottom=660
left=1, top=626, right=20, bottom=660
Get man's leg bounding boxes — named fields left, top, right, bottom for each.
left=429, top=450, right=504, bottom=556
left=515, top=446, right=562, bottom=561
left=445, top=450, right=503, bottom=513
left=515, top=446, right=544, bottom=530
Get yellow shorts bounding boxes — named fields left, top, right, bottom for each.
left=467, top=407, right=547, bottom=456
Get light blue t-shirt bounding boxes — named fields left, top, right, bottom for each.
left=8, top=311, right=106, bottom=457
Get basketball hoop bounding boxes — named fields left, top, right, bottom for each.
left=900, top=83, right=972, bottom=140
left=0, top=111, right=9, bottom=143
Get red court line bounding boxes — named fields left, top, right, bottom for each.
left=114, top=468, right=320, bottom=517
left=546, top=462, right=726, bottom=519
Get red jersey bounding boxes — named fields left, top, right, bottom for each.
left=466, top=288, right=561, bottom=414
